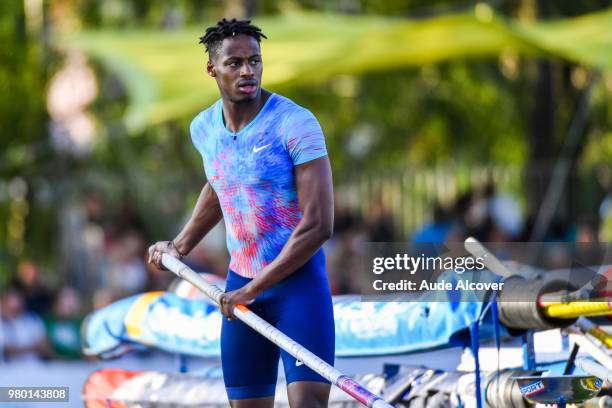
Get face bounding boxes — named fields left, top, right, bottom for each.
left=1, top=290, right=24, bottom=319
left=207, top=34, right=263, bottom=103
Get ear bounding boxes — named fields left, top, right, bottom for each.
left=207, top=60, right=215, bottom=77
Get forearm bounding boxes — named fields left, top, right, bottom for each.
left=173, top=183, right=223, bottom=255
left=251, top=219, right=332, bottom=293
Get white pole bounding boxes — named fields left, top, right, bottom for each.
left=161, top=254, right=393, bottom=408
left=464, top=237, right=514, bottom=278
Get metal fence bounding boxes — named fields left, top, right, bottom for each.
left=336, top=164, right=523, bottom=237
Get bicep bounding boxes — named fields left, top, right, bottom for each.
left=202, top=182, right=219, bottom=203
left=194, top=182, right=221, bottom=213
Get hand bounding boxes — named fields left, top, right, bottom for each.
left=219, top=284, right=258, bottom=320
left=147, top=241, right=181, bottom=270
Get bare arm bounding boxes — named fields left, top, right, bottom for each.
left=251, top=156, right=333, bottom=291
left=148, top=183, right=223, bottom=268
left=220, top=156, right=333, bottom=317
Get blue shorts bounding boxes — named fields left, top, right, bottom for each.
left=221, top=250, right=335, bottom=400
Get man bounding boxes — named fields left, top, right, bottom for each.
left=148, top=18, right=335, bottom=408
left=0, top=287, right=51, bottom=362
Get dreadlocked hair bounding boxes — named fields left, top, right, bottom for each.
left=199, top=18, right=267, bottom=55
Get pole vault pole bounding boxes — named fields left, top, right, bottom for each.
left=162, top=254, right=394, bottom=408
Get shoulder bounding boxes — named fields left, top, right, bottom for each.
left=190, top=100, right=220, bottom=149
left=273, top=95, right=327, bottom=163
left=190, top=100, right=220, bottom=134
left=270, top=94, right=319, bottom=127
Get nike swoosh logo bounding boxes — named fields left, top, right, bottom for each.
left=253, top=143, right=271, bottom=153
left=295, top=360, right=304, bottom=367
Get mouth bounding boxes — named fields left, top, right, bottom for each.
left=237, top=81, right=258, bottom=95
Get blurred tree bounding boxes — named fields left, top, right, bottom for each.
left=283, top=61, right=526, bottom=178
left=0, top=0, right=48, bottom=283
left=522, top=0, right=606, bottom=239
left=0, top=2, right=47, bottom=174
left=4, top=0, right=611, bottom=280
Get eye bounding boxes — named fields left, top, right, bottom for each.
left=250, top=59, right=260, bottom=66
left=229, top=61, right=240, bottom=68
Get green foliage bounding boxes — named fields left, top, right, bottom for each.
left=77, top=0, right=225, bottom=28
left=4, top=3, right=612, bottom=275
left=59, top=9, right=612, bottom=135
left=0, top=1, right=49, bottom=282
left=281, top=61, right=526, bottom=177
left=0, top=2, right=47, bottom=175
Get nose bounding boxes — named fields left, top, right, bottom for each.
left=240, top=62, right=253, bottom=77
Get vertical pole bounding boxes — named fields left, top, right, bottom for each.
left=522, top=330, right=536, bottom=370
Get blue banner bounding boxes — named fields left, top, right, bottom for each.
left=83, top=286, right=490, bottom=359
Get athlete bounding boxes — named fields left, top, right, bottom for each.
left=147, top=18, right=335, bottom=408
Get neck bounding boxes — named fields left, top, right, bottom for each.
left=221, top=89, right=270, bottom=133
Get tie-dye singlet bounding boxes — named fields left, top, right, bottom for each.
left=190, top=93, right=328, bottom=278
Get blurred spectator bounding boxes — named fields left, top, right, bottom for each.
left=489, top=192, right=523, bottom=240
left=413, top=204, right=453, bottom=243
left=13, top=260, right=53, bottom=315
left=575, top=220, right=599, bottom=243
left=45, top=287, right=83, bottom=360
left=326, top=227, right=368, bottom=294
left=367, top=200, right=399, bottom=242
left=334, top=199, right=362, bottom=236
left=447, top=184, right=523, bottom=242
left=573, top=219, right=603, bottom=267
left=326, top=204, right=368, bottom=294
left=0, top=287, right=50, bottom=362
left=445, top=190, right=474, bottom=242
left=59, top=198, right=105, bottom=296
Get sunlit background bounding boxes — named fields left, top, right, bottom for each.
left=1, top=0, right=611, bottom=403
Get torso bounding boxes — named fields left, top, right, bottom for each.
left=190, top=93, right=327, bottom=278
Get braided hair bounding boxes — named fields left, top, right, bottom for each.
left=199, top=18, right=267, bottom=57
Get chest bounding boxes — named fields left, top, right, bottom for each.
left=203, top=126, right=294, bottom=189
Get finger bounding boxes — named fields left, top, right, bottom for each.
left=225, top=306, right=234, bottom=320
left=224, top=304, right=234, bottom=320
left=228, top=303, right=237, bottom=320
left=219, top=295, right=229, bottom=316
left=225, top=299, right=236, bottom=320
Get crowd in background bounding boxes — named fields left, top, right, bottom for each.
left=1, top=182, right=610, bottom=362
left=1, top=262, right=82, bottom=362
